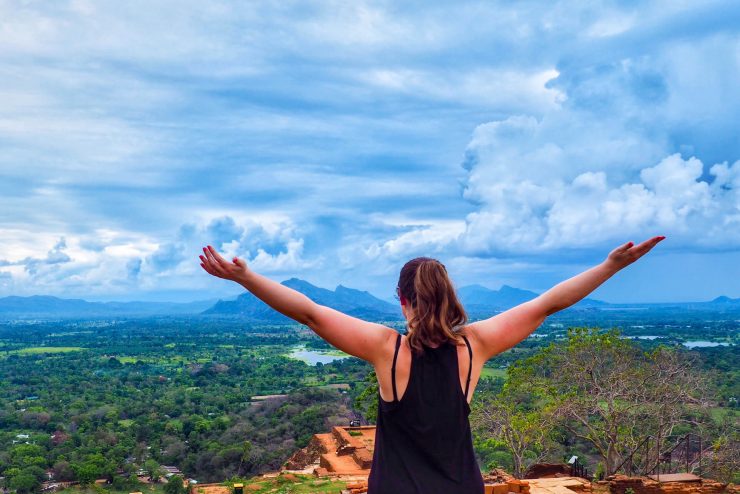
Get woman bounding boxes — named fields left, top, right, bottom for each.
left=199, top=235, right=665, bottom=493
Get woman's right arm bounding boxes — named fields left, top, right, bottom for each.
left=199, top=246, right=397, bottom=364
left=467, top=236, right=665, bottom=360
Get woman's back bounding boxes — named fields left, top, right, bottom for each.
left=368, top=333, right=485, bottom=494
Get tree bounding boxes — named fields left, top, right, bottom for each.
left=52, top=460, right=75, bottom=481
left=354, top=370, right=378, bottom=423
left=9, top=444, right=47, bottom=470
left=511, top=327, right=712, bottom=475
left=702, top=423, right=740, bottom=484
left=471, top=382, right=558, bottom=478
left=164, top=475, right=186, bottom=494
left=9, top=472, right=39, bottom=494
left=237, top=440, right=254, bottom=476
left=144, top=459, right=164, bottom=482
left=72, top=461, right=101, bottom=485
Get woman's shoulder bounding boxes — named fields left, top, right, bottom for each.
left=452, top=324, right=475, bottom=341
left=447, top=326, right=484, bottom=358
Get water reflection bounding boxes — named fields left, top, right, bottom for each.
left=288, top=346, right=349, bottom=365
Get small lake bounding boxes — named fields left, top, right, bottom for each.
left=626, top=335, right=663, bottom=340
left=682, top=341, right=731, bottom=348
left=288, top=346, right=349, bottom=365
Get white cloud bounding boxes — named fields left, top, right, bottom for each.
left=586, top=14, right=636, bottom=38
left=0, top=215, right=319, bottom=298
left=369, top=221, right=465, bottom=259
left=451, top=27, right=740, bottom=256
left=458, top=137, right=739, bottom=253
left=0, top=229, right=158, bottom=295
left=249, top=238, right=321, bottom=272
left=334, top=220, right=466, bottom=281
left=142, top=215, right=320, bottom=278
left=359, top=68, right=564, bottom=112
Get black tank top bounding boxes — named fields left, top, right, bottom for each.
left=367, top=332, right=485, bottom=493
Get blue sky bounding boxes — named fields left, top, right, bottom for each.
left=0, top=1, right=738, bottom=303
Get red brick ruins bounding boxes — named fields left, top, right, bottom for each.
left=269, top=425, right=738, bottom=494
left=284, top=425, right=374, bottom=476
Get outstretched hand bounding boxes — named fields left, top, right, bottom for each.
left=605, top=235, right=665, bottom=271
left=199, top=245, right=249, bottom=282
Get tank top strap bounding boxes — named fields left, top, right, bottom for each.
left=461, top=335, right=473, bottom=399
left=391, top=332, right=402, bottom=402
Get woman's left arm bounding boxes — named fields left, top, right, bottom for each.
left=468, top=235, right=665, bottom=360
left=199, top=246, right=396, bottom=364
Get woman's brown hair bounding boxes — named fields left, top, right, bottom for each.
left=397, top=257, right=468, bottom=354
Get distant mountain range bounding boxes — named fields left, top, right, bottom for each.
left=0, top=295, right=216, bottom=318
left=457, top=284, right=607, bottom=313
left=708, top=295, right=740, bottom=305
left=0, top=280, right=738, bottom=320
left=203, top=278, right=401, bottom=321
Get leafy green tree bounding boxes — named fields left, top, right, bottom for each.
left=164, top=475, right=186, bottom=494
left=144, top=459, right=163, bottom=482
left=354, top=370, right=378, bottom=423
left=10, top=444, right=47, bottom=469
left=509, top=327, right=711, bottom=475
left=472, top=435, right=514, bottom=473
left=471, top=382, right=558, bottom=478
left=9, top=471, right=39, bottom=494
left=21, top=465, right=46, bottom=483
left=702, top=424, right=740, bottom=484
left=165, top=419, right=184, bottom=434
left=3, top=467, right=22, bottom=479
left=72, top=461, right=101, bottom=485
left=107, top=357, right=123, bottom=367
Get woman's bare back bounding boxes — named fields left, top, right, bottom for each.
left=374, top=327, right=486, bottom=405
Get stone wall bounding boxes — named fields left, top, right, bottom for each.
left=598, top=474, right=738, bottom=494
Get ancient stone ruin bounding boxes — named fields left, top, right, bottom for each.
left=237, top=425, right=739, bottom=494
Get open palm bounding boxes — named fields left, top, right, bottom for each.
left=199, top=245, right=249, bottom=282
left=606, top=236, right=665, bottom=270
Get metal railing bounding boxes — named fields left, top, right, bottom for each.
left=614, top=432, right=707, bottom=478
left=570, top=456, right=589, bottom=479
left=646, top=433, right=704, bottom=479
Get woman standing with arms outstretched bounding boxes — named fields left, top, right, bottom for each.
left=199, top=235, right=665, bottom=493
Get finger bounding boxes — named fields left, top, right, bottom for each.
left=616, top=240, right=634, bottom=253
left=628, top=243, right=650, bottom=258
left=203, top=247, right=225, bottom=274
left=208, top=245, right=229, bottom=265
left=208, top=246, right=233, bottom=273
left=632, top=236, right=665, bottom=256
left=201, top=250, right=225, bottom=276
left=199, top=254, right=215, bottom=271
left=199, top=255, right=216, bottom=272
left=202, top=246, right=216, bottom=264
left=638, top=235, right=664, bottom=250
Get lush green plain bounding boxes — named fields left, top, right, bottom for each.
left=13, top=346, right=84, bottom=355
left=0, top=309, right=737, bottom=493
